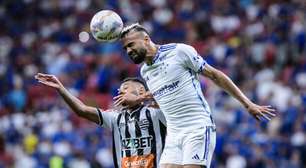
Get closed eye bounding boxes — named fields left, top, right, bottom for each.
left=123, top=42, right=134, bottom=51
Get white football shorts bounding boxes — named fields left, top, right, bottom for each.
left=159, top=125, right=216, bottom=167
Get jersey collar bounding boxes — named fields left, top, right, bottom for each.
left=151, top=46, right=161, bottom=65
left=125, top=105, right=144, bottom=118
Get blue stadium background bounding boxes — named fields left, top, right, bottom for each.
left=0, top=0, right=305, bottom=167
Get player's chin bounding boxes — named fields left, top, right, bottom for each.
left=130, top=56, right=144, bottom=64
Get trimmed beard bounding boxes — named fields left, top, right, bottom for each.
left=129, top=48, right=146, bottom=64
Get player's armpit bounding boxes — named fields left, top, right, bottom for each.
left=77, top=105, right=101, bottom=125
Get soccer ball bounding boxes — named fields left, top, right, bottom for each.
left=90, top=10, right=123, bottom=42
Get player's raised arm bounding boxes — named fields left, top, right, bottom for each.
left=201, top=64, right=276, bottom=121
left=35, top=73, right=99, bottom=124
left=177, top=44, right=276, bottom=121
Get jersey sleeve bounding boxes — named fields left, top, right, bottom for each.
left=96, top=108, right=119, bottom=130
left=150, top=108, right=166, bottom=126
left=177, top=44, right=207, bottom=73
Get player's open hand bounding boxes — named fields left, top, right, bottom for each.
left=247, top=103, right=276, bottom=121
left=141, top=92, right=159, bottom=108
left=34, top=73, right=63, bottom=90
left=113, top=91, right=140, bottom=108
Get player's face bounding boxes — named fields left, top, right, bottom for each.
left=118, top=81, right=145, bottom=107
left=121, top=32, right=148, bottom=64
left=119, top=81, right=140, bottom=96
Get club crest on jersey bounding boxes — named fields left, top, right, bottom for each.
left=138, top=119, right=150, bottom=130
left=152, top=71, right=159, bottom=77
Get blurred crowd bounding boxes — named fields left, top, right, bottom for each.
left=0, top=0, right=305, bottom=168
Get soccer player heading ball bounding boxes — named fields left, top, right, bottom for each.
left=118, top=23, right=276, bottom=168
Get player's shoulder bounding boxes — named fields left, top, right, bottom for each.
left=104, top=109, right=121, bottom=117
left=144, top=106, right=162, bottom=114
left=175, top=43, right=196, bottom=52
left=159, top=43, right=178, bottom=52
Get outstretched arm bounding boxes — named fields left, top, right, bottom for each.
left=175, top=43, right=275, bottom=121
left=201, top=64, right=276, bottom=121
left=35, top=73, right=100, bottom=124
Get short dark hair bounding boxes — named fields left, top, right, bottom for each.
left=120, top=23, right=149, bottom=39
left=122, top=77, right=148, bottom=91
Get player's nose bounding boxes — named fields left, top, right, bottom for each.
left=127, top=48, right=132, bottom=54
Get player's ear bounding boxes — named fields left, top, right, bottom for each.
left=144, top=35, right=150, bottom=45
left=139, top=86, right=145, bottom=95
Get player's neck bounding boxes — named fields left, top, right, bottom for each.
left=127, top=104, right=142, bottom=113
left=145, top=43, right=160, bottom=65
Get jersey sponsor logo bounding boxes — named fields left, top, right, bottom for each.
left=122, top=136, right=153, bottom=150
left=119, top=121, right=126, bottom=129
left=122, top=154, right=155, bottom=168
left=152, top=80, right=180, bottom=97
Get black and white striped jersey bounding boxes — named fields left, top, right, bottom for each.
left=97, top=105, right=166, bottom=168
